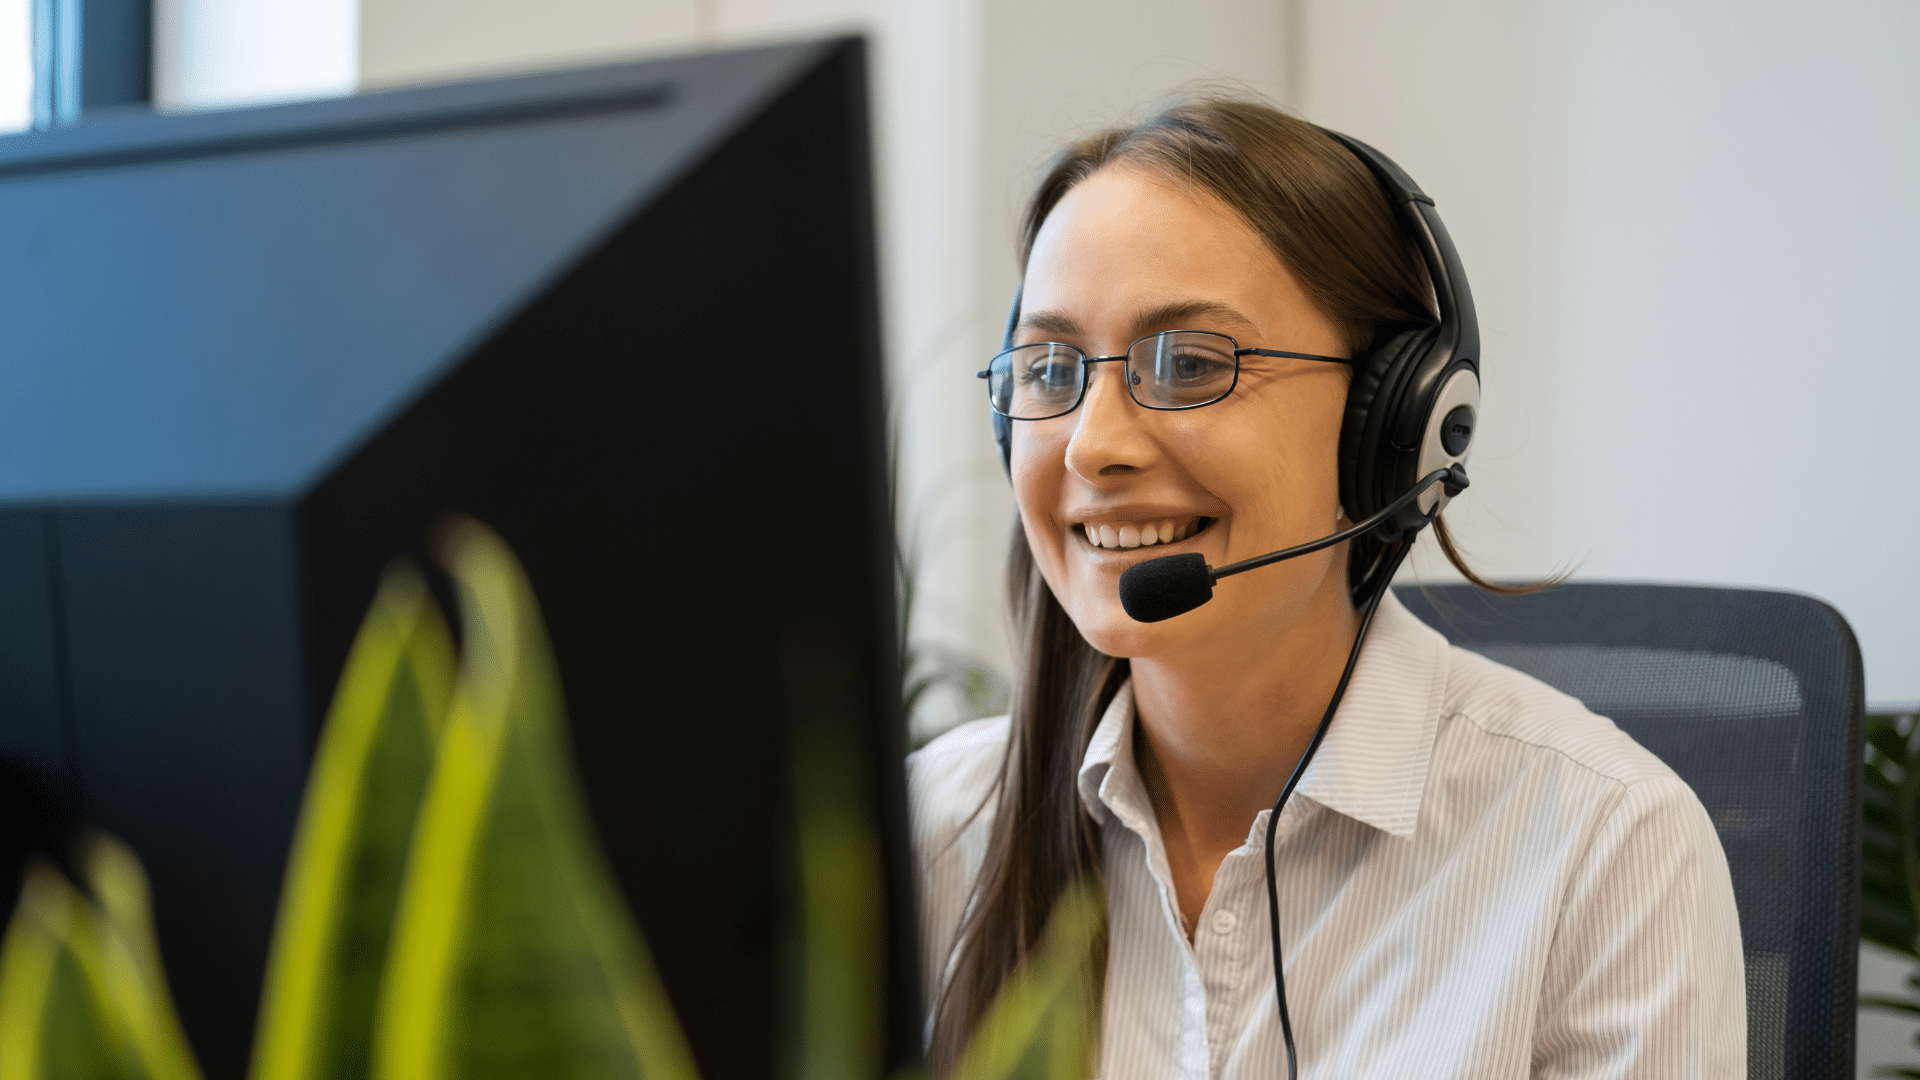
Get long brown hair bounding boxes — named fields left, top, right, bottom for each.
left=926, top=97, right=1518, bottom=1072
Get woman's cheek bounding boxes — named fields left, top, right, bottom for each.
left=1010, top=434, right=1068, bottom=552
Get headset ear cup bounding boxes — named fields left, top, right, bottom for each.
left=1340, top=324, right=1437, bottom=605
left=1339, top=325, right=1433, bottom=524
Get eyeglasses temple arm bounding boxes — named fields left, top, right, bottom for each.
left=1237, top=348, right=1352, bottom=365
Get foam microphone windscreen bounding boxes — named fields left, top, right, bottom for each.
left=1118, top=552, right=1214, bottom=623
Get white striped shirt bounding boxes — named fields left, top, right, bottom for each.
left=909, top=591, right=1746, bottom=1078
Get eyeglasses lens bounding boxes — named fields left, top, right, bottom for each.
left=992, top=343, right=1084, bottom=419
left=1132, top=331, right=1238, bottom=409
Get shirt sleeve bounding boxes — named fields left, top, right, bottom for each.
left=1532, top=774, right=1747, bottom=1079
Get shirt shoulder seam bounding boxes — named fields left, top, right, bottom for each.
left=1447, top=706, right=1643, bottom=798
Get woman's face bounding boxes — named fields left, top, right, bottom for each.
left=1012, top=164, right=1354, bottom=659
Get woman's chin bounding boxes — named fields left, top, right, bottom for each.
left=1070, top=600, right=1207, bottom=660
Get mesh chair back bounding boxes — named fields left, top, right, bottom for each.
left=1395, top=582, right=1863, bottom=1080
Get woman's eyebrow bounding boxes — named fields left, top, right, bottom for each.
left=1017, top=309, right=1082, bottom=338
left=1016, top=300, right=1256, bottom=343
left=1130, top=299, right=1257, bottom=337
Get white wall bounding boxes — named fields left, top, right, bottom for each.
left=360, top=0, right=701, bottom=89
left=1304, top=0, right=1920, bottom=712
left=154, top=0, right=356, bottom=110
left=0, top=0, right=27, bottom=131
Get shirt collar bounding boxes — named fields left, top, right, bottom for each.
left=1075, top=590, right=1451, bottom=840
left=1077, top=679, right=1146, bottom=834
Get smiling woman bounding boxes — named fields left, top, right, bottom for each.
left=1011, top=164, right=1360, bottom=668
left=910, top=98, right=1746, bottom=1079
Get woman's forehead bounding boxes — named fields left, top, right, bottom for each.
left=1023, top=167, right=1304, bottom=340
left=1031, top=167, right=1265, bottom=266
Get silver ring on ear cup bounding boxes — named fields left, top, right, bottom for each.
left=1414, top=366, right=1479, bottom=518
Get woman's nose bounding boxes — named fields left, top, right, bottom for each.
left=1064, top=362, right=1158, bottom=482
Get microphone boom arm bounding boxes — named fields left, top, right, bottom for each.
left=1210, top=465, right=1465, bottom=583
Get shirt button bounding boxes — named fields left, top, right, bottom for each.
left=1209, top=910, right=1238, bottom=935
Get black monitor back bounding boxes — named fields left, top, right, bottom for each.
left=0, top=37, right=915, bottom=1079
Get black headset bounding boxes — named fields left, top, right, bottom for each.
left=990, top=128, right=1480, bottom=605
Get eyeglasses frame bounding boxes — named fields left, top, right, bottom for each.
left=975, top=330, right=1352, bottom=422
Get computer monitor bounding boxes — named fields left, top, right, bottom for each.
left=0, top=36, right=915, bottom=1078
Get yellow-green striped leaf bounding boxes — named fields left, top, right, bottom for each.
left=949, top=880, right=1103, bottom=1080
left=0, top=861, right=141, bottom=1080
left=0, top=840, right=204, bottom=1080
left=252, top=565, right=455, bottom=1080
left=780, top=626, right=883, bottom=1080
left=374, top=519, right=700, bottom=1080
left=83, top=834, right=203, bottom=1080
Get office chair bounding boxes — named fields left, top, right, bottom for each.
left=1396, top=582, right=1863, bottom=1080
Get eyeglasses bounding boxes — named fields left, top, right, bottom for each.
left=977, top=330, right=1350, bottom=421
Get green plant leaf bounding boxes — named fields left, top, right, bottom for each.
left=1896, top=714, right=1920, bottom=962
left=1871, top=713, right=1914, bottom=765
left=1864, top=712, right=1920, bottom=1080
left=1863, top=994, right=1920, bottom=1017
left=373, top=519, right=700, bottom=1080
left=81, top=835, right=202, bottom=1080
left=781, top=625, right=884, bottom=1080
left=0, top=861, right=142, bottom=1080
left=252, top=564, right=455, bottom=1080
left=0, top=844, right=203, bottom=1080
left=949, top=880, right=1104, bottom=1080
left=1865, top=714, right=1920, bottom=959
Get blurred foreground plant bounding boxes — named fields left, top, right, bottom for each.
left=374, top=522, right=699, bottom=1079
left=0, top=834, right=202, bottom=1080
left=947, top=879, right=1104, bottom=1080
left=252, top=567, right=454, bottom=1080
left=0, top=516, right=1096, bottom=1080
left=1862, top=709, right=1920, bottom=1077
left=782, top=625, right=885, bottom=1080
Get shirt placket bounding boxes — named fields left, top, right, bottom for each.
left=1101, top=784, right=1211, bottom=1079
left=1192, top=842, right=1258, bottom=1079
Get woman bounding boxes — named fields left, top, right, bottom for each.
left=910, top=99, right=1744, bottom=1078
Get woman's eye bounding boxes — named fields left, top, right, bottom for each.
left=1166, top=350, right=1231, bottom=382
left=1019, top=358, right=1077, bottom=388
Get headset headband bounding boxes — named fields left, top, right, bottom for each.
left=1317, top=130, right=1479, bottom=384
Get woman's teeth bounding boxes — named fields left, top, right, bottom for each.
left=1083, top=518, right=1206, bottom=550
